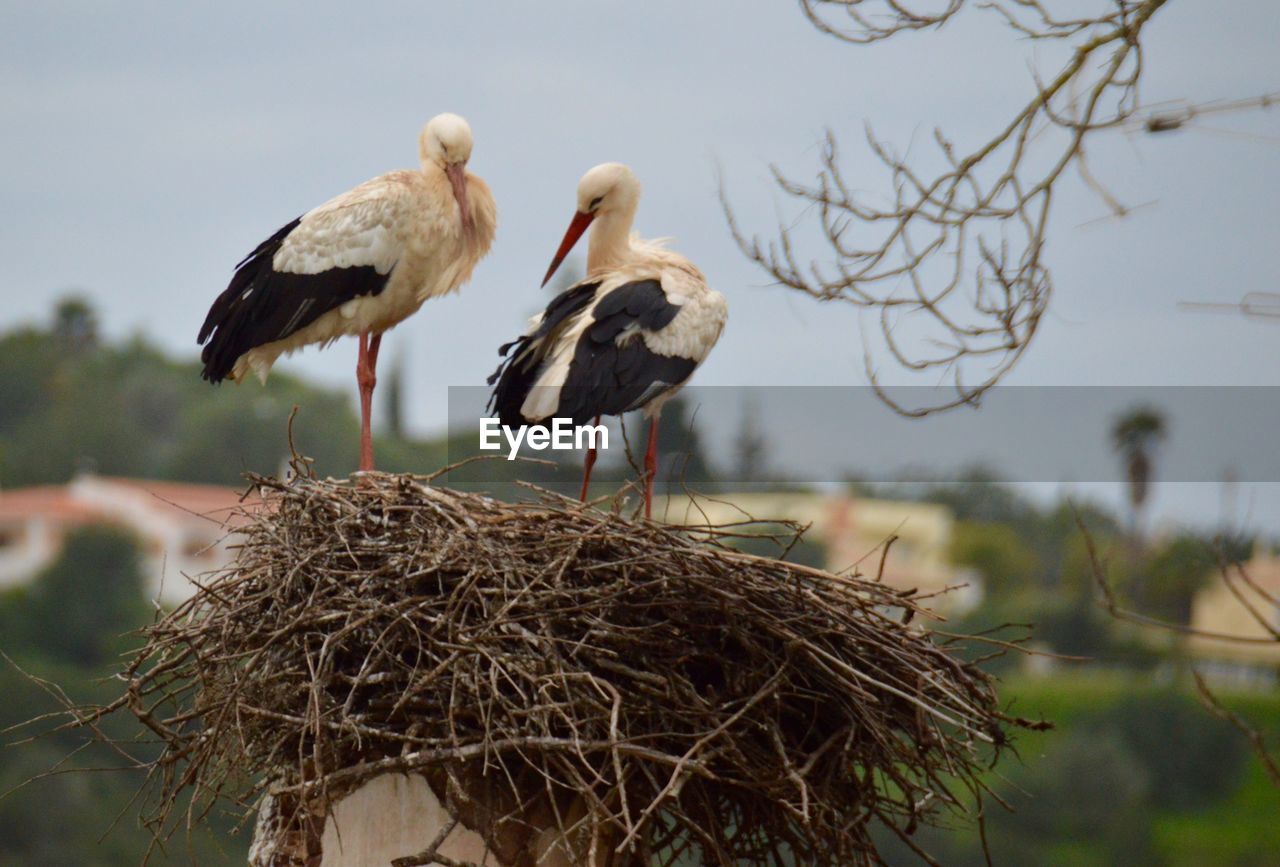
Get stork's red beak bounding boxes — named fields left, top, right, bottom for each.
left=445, top=163, right=475, bottom=244
left=542, top=210, right=594, bottom=287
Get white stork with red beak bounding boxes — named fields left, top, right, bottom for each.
left=198, top=113, right=497, bottom=471
left=489, top=163, right=727, bottom=517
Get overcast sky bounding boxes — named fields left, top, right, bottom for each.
left=2, top=0, right=1277, bottom=530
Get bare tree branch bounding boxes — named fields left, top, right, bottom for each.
left=1192, top=671, right=1280, bottom=788
left=726, top=0, right=1170, bottom=415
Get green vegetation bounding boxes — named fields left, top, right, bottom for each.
left=0, top=295, right=452, bottom=487
left=899, top=474, right=1241, bottom=668
left=9, top=525, right=151, bottom=668
left=874, top=674, right=1280, bottom=866
left=0, top=527, right=246, bottom=865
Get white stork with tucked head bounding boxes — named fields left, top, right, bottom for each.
left=489, top=163, right=727, bottom=517
left=198, top=112, right=497, bottom=471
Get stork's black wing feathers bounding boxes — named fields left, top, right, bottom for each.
left=488, top=279, right=696, bottom=428
left=586, top=278, right=682, bottom=343
left=197, top=216, right=393, bottom=383
left=198, top=218, right=300, bottom=348
left=487, top=281, right=601, bottom=426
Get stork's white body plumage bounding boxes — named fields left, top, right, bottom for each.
left=199, top=113, right=495, bottom=470
left=234, top=168, right=496, bottom=383
left=489, top=163, right=726, bottom=516
left=519, top=239, right=725, bottom=422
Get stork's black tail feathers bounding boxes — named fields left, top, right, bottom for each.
left=487, top=282, right=600, bottom=427
left=197, top=218, right=302, bottom=383
left=198, top=215, right=392, bottom=383
left=487, top=278, right=700, bottom=430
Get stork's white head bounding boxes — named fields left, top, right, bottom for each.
left=420, top=113, right=474, bottom=168
left=575, top=162, right=641, bottom=217
left=542, top=163, right=642, bottom=286
left=420, top=113, right=477, bottom=241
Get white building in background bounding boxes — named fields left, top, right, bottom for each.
left=1188, top=548, right=1280, bottom=685
left=0, top=473, right=246, bottom=604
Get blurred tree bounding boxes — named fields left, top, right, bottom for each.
left=383, top=345, right=407, bottom=440
left=731, top=395, right=768, bottom=484
left=1111, top=406, right=1167, bottom=545
left=1059, top=527, right=1125, bottom=602
left=624, top=395, right=716, bottom=492
left=908, top=468, right=1024, bottom=520
left=51, top=294, right=99, bottom=356
left=0, top=618, right=246, bottom=866
left=369, top=430, right=453, bottom=477
left=1033, top=598, right=1114, bottom=659
left=167, top=384, right=360, bottom=484
left=0, top=299, right=397, bottom=486
left=1039, top=500, right=1124, bottom=591
left=1104, top=691, right=1249, bottom=810
left=1003, top=727, right=1154, bottom=863
left=1211, top=529, right=1255, bottom=565
left=23, top=526, right=149, bottom=667
left=656, top=396, right=715, bottom=487
left=949, top=520, right=1038, bottom=601
left=3, top=337, right=199, bottom=483
left=886, top=472, right=1123, bottom=592
left=0, top=328, right=60, bottom=438
left=1138, top=535, right=1215, bottom=625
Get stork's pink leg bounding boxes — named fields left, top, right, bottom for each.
left=356, top=332, right=382, bottom=472
left=579, top=415, right=601, bottom=501
left=644, top=414, right=660, bottom=520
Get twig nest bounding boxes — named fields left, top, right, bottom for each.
left=111, top=472, right=1035, bottom=865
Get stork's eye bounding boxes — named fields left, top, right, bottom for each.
left=589, top=196, right=604, bottom=211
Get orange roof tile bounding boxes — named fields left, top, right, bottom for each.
left=0, top=486, right=102, bottom=524
left=95, top=476, right=252, bottom=521
left=0, top=477, right=260, bottom=529
left=100, top=478, right=267, bottom=529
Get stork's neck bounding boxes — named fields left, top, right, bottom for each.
left=420, top=157, right=444, bottom=179
left=586, top=203, right=638, bottom=275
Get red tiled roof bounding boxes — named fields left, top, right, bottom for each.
left=0, top=486, right=102, bottom=524
left=95, top=476, right=253, bottom=521
left=0, top=477, right=258, bottom=528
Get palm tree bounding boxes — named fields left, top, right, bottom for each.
left=52, top=294, right=99, bottom=355
left=1110, top=406, right=1167, bottom=546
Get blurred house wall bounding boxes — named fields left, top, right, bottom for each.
left=1189, top=548, right=1280, bottom=670
left=0, top=473, right=245, bottom=604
